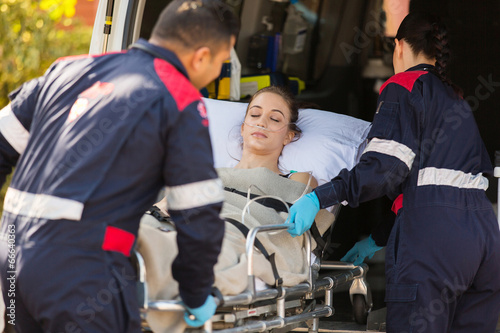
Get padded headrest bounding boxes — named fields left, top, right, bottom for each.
left=204, top=98, right=370, bottom=185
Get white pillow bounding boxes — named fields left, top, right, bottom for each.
left=204, top=98, right=371, bottom=185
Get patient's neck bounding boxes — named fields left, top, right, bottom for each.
left=235, top=152, right=281, bottom=174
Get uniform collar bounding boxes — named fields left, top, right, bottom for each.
left=406, top=63, right=435, bottom=72
left=131, top=38, right=190, bottom=79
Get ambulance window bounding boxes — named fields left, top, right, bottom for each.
left=138, top=0, right=174, bottom=40
left=136, top=0, right=242, bottom=41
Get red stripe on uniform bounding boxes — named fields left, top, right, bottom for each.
left=391, top=194, right=403, bottom=215
left=380, top=71, right=428, bottom=94
left=102, top=226, right=136, bottom=257
left=154, top=58, right=201, bottom=111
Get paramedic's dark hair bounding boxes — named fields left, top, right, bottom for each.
left=151, top=0, right=240, bottom=51
left=396, top=12, right=463, bottom=97
left=246, top=86, right=302, bottom=141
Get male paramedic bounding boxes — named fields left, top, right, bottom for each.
left=0, top=0, right=239, bottom=331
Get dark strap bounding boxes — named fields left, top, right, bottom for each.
left=225, top=218, right=283, bottom=287
left=146, top=205, right=175, bottom=232
left=321, top=228, right=335, bottom=258
left=224, top=187, right=293, bottom=213
left=146, top=206, right=174, bottom=224
left=211, top=287, right=224, bottom=306
left=310, top=220, right=337, bottom=259
left=225, top=187, right=335, bottom=258
left=310, top=222, right=325, bottom=257
left=267, top=253, right=282, bottom=288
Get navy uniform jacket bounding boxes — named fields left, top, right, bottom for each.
left=0, top=39, right=224, bottom=308
left=314, top=64, right=493, bottom=231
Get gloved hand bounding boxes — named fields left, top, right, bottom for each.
left=341, top=235, right=383, bottom=266
left=287, top=192, right=320, bottom=237
left=184, top=295, right=217, bottom=327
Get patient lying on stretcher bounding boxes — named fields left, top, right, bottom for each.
left=137, top=86, right=335, bottom=331
left=154, top=85, right=318, bottom=213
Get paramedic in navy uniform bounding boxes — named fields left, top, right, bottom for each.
left=287, top=12, right=500, bottom=332
left=0, top=0, right=239, bottom=331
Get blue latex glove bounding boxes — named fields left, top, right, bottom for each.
left=341, top=235, right=383, bottom=266
left=287, top=192, right=320, bottom=237
left=184, top=295, right=217, bottom=327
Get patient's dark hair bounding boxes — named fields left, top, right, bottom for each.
left=246, top=86, right=302, bottom=141
left=151, top=0, right=240, bottom=51
left=396, top=11, right=462, bottom=97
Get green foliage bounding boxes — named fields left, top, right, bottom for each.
left=0, top=0, right=93, bottom=108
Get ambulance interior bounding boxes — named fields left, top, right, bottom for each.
left=88, top=0, right=500, bottom=331
left=92, top=0, right=402, bottom=113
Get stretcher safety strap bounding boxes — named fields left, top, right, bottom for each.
left=224, top=186, right=292, bottom=212
left=310, top=222, right=334, bottom=259
left=225, top=187, right=333, bottom=258
left=0, top=104, right=30, bottom=155
left=3, top=187, right=84, bottom=221
left=165, top=178, right=224, bottom=210
left=225, top=218, right=283, bottom=288
left=417, top=167, right=489, bottom=190
left=363, top=137, right=415, bottom=170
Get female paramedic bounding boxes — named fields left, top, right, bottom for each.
left=287, top=11, right=500, bottom=332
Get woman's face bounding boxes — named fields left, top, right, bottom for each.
left=241, top=92, right=295, bottom=154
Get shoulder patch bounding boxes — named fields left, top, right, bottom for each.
left=379, top=71, right=428, bottom=94
left=153, top=58, right=201, bottom=111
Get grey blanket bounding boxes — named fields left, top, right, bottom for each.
left=138, top=167, right=335, bottom=332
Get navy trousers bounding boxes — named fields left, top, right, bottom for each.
left=0, top=242, right=142, bottom=333
left=385, top=191, right=500, bottom=333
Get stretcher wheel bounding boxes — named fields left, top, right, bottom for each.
left=352, top=294, right=369, bottom=325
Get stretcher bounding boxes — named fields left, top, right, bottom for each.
left=135, top=98, right=373, bottom=333
left=134, top=230, right=371, bottom=333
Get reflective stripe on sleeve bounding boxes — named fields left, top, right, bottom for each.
left=0, top=104, right=30, bottom=154
left=362, top=138, right=416, bottom=170
left=3, top=188, right=84, bottom=221
left=165, top=178, right=224, bottom=211
left=417, top=167, right=489, bottom=190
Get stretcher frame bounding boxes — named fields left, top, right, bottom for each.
left=135, top=197, right=373, bottom=333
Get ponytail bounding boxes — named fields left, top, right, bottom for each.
left=431, top=22, right=463, bottom=97
left=396, top=12, right=463, bottom=97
